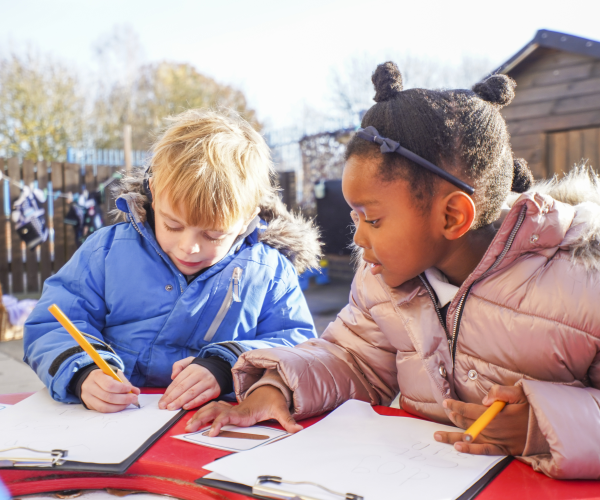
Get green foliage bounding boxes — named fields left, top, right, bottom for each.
left=93, top=61, right=261, bottom=151
left=0, top=51, right=85, bottom=161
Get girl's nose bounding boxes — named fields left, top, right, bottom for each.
left=353, top=222, right=370, bottom=250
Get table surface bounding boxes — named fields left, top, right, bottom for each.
left=1, top=390, right=599, bottom=500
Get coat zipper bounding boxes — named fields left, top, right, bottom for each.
left=448, top=204, right=528, bottom=365
left=203, top=267, right=243, bottom=342
left=418, top=275, right=449, bottom=340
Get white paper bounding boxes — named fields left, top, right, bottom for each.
left=0, top=389, right=180, bottom=464
left=174, top=424, right=289, bottom=452
left=204, top=400, right=505, bottom=500
left=0, top=403, right=11, bottom=411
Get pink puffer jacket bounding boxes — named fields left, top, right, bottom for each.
left=232, top=168, right=600, bottom=480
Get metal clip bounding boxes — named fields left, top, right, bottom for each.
left=252, top=475, right=363, bottom=500
left=0, top=446, right=68, bottom=467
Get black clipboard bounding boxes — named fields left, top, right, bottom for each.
left=0, top=409, right=185, bottom=474
left=195, top=456, right=513, bottom=500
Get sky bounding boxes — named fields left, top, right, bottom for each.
left=1, top=0, right=599, bottom=129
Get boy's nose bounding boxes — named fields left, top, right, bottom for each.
left=179, top=240, right=201, bottom=255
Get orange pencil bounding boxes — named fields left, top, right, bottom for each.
left=463, top=400, right=506, bottom=442
left=48, top=304, right=140, bottom=409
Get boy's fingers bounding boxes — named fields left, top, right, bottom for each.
left=85, top=394, right=130, bottom=413
left=164, top=376, right=205, bottom=410
left=182, top=387, right=220, bottom=410
left=96, top=373, right=133, bottom=394
left=160, top=372, right=194, bottom=408
left=171, top=357, right=194, bottom=379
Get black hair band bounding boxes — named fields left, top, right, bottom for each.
left=356, top=126, right=475, bottom=195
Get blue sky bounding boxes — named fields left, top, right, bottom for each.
left=0, top=0, right=598, bottom=128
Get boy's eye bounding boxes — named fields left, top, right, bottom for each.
left=204, top=232, right=226, bottom=243
left=163, top=223, right=183, bottom=232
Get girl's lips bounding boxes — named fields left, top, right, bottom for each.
left=367, top=261, right=382, bottom=275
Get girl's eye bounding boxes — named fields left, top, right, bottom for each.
left=364, top=219, right=379, bottom=226
left=163, top=223, right=183, bottom=232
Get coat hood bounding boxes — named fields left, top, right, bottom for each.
left=111, top=169, right=322, bottom=274
left=507, top=164, right=600, bottom=272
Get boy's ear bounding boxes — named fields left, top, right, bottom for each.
left=440, top=192, right=475, bottom=240
left=238, top=207, right=261, bottom=235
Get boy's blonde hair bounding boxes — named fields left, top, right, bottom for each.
left=151, top=109, right=275, bottom=229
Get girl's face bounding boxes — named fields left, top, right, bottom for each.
left=343, top=155, right=449, bottom=288
left=153, top=191, right=250, bottom=276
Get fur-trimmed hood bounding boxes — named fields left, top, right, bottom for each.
left=507, top=164, right=600, bottom=272
left=112, top=169, right=322, bottom=274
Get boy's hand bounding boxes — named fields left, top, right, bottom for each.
left=81, top=369, right=141, bottom=413
left=159, top=357, right=220, bottom=411
left=434, top=385, right=529, bottom=456
left=185, top=385, right=303, bottom=435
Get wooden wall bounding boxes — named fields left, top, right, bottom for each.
left=0, top=160, right=119, bottom=296
left=503, top=47, right=600, bottom=178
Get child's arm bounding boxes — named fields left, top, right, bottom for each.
left=24, top=236, right=126, bottom=403
left=159, top=266, right=317, bottom=411
left=199, top=267, right=398, bottom=422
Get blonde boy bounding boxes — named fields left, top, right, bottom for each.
left=24, top=109, right=320, bottom=413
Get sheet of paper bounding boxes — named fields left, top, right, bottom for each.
left=0, top=403, right=12, bottom=411
left=174, top=424, right=289, bottom=452
left=0, top=389, right=180, bottom=464
left=204, top=400, right=505, bottom=500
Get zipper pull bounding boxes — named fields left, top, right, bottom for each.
left=232, top=267, right=243, bottom=302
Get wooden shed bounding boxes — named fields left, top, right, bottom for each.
left=494, top=29, right=600, bottom=178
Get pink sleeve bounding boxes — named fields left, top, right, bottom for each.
left=232, top=270, right=399, bottom=420
left=517, top=379, right=600, bottom=479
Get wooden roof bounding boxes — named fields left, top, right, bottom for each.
left=493, top=29, right=600, bottom=76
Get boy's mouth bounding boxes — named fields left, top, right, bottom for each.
left=176, top=257, right=204, bottom=269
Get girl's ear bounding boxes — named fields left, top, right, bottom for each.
left=441, top=192, right=475, bottom=240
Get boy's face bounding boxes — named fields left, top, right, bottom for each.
left=152, top=189, right=253, bottom=275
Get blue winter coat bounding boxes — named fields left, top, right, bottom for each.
left=24, top=186, right=320, bottom=404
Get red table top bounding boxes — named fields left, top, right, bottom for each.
left=1, top=390, right=599, bottom=500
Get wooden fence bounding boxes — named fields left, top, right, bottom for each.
left=0, top=158, right=120, bottom=296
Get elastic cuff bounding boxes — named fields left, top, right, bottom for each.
left=192, top=356, right=232, bottom=395
left=245, top=369, right=293, bottom=410
left=522, top=403, right=551, bottom=456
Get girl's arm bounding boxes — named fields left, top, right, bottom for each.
left=233, top=267, right=399, bottom=420
left=516, top=379, right=600, bottom=479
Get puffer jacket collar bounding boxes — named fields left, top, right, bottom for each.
left=112, top=168, right=322, bottom=274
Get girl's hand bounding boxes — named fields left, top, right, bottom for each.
left=185, top=385, right=303, bottom=435
left=81, top=369, right=141, bottom=413
left=159, top=357, right=220, bottom=410
left=434, top=385, right=529, bottom=456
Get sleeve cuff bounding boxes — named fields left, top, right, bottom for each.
left=192, top=356, right=232, bottom=395
left=245, top=369, right=293, bottom=411
left=522, top=402, right=551, bottom=456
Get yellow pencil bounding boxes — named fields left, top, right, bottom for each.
left=462, top=400, right=506, bottom=442
left=48, top=304, right=140, bottom=409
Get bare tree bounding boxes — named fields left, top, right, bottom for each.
left=0, top=49, right=85, bottom=160
left=329, top=52, right=493, bottom=123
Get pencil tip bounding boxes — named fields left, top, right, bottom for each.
left=133, top=401, right=141, bottom=409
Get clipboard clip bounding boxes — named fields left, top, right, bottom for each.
left=0, top=446, right=68, bottom=467
left=253, top=475, right=363, bottom=500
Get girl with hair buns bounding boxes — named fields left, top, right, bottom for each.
left=187, top=63, right=600, bottom=479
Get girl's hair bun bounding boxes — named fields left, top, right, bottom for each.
left=372, top=62, right=404, bottom=103
left=472, top=74, right=516, bottom=107
left=511, top=158, right=534, bottom=193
